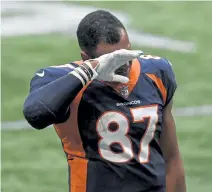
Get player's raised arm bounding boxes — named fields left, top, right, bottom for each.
left=23, top=49, right=142, bottom=129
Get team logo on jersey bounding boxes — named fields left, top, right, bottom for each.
left=119, top=85, right=129, bottom=98
left=36, top=70, right=45, bottom=77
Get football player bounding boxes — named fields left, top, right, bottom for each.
left=23, top=10, right=186, bottom=192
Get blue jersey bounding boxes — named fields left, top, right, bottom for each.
left=30, top=56, right=177, bottom=192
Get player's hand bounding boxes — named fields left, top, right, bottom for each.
left=90, top=49, right=143, bottom=83
left=71, top=49, right=143, bottom=85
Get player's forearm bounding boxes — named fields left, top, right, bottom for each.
left=23, top=74, right=84, bottom=129
left=23, top=60, right=99, bottom=129
left=165, top=156, right=186, bottom=192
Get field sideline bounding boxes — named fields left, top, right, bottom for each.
left=1, top=1, right=212, bottom=192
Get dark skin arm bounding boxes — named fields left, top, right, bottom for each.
left=160, top=100, right=186, bottom=192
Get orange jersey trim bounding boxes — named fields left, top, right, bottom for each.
left=54, top=59, right=89, bottom=192
left=126, top=58, right=141, bottom=94
left=68, top=157, right=88, bottom=192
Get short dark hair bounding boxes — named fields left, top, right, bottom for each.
left=76, top=10, right=126, bottom=58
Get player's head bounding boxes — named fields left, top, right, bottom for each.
left=77, top=10, right=131, bottom=77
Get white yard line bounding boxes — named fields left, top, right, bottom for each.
left=1, top=105, right=212, bottom=130
left=1, top=1, right=196, bottom=53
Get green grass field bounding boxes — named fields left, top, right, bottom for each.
left=1, top=1, right=212, bottom=192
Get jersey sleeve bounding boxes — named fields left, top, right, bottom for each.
left=162, top=59, right=177, bottom=106
left=139, top=56, right=177, bottom=106
left=30, top=64, right=76, bottom=92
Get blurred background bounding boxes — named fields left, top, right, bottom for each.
left=1, top=1, right=212, bottom=192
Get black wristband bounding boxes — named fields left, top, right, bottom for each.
left=81, top=63, right=94, bottom=79
left=79, top=65, right=92, bottom=80
left=74, top=68, right=88, bottom=84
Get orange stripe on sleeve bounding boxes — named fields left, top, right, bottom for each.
left=146, top=73, right=167, bottom=104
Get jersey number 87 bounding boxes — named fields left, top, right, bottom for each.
left=96, top=105, right=158, bottom=164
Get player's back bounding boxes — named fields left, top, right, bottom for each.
left=33, top=56, right=176, bottom=192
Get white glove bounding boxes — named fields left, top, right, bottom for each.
left=71, top=49, right=143, bottom=85
left=92, top=49, right=143, bottom=83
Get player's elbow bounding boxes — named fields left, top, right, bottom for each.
left=23, top=97, right=54, bottom=130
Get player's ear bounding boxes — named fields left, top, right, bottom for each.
left=80, top=50, right=90, bottom=61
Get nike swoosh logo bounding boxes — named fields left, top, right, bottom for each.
left=36, top=71, right=45, bottom=77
